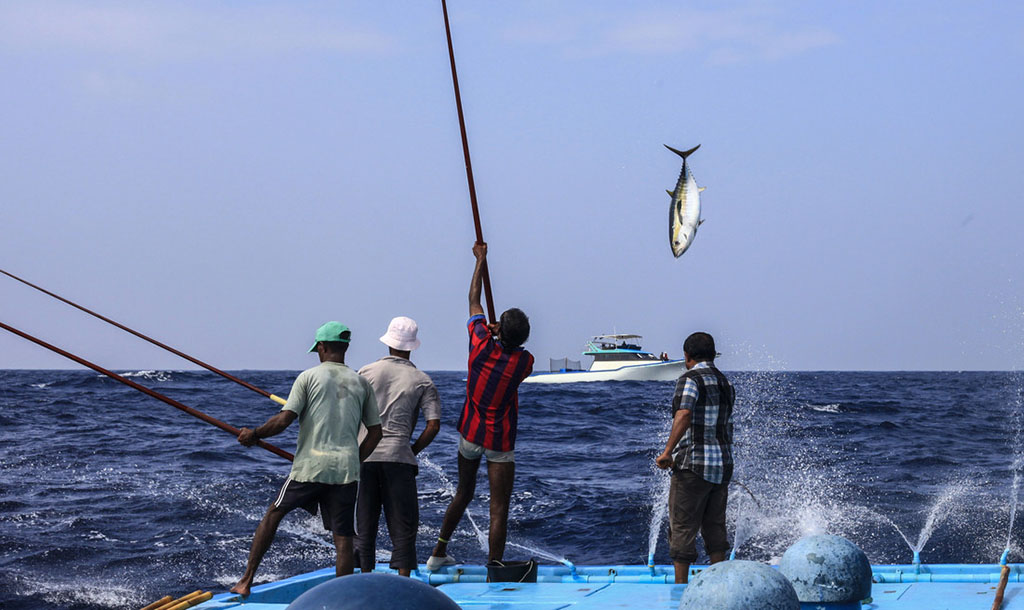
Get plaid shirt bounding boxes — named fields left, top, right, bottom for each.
left=672, top=361, right=735, bottom=484
left=457, top=315, right=534, bottom=451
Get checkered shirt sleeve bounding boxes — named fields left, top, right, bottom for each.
left=672, top=377, right=699, bottom=412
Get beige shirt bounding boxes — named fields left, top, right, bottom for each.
left=358, top=356, right=442, bottom=466
left=282, top=361, right=380, bottom=484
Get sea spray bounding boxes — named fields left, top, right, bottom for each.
left=646, top=470, right=671, bottom=565
left=1008, top=372, right=1024, bottom=554
left=419, top=457, right=569, bottom=563
left=419, top=457, right=488, bottom=553
left=912, top=480, right=973, bottom=555
left=728, top=483, right=761, bottom=559
left=645, top=408, right=674, bottom=565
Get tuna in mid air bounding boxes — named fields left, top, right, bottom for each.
left=665, top=144, right=705, bottom=258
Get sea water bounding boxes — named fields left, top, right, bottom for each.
left=0, top=370, right=1021, bottom=609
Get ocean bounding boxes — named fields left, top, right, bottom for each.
left=0, top=369, right=1021, bottom=609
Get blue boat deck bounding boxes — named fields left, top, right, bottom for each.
left=192, top=564, right=1024, bottom=609
left=441, top=581, right=1024, bottom=609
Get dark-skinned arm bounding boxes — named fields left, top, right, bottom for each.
left=411, top=420, right=441, bottom=455
left=469, top=242, right=486, bottom=318
left=359, top=424, right=383, bottom=462
left=655, top=409, right=692, bottom=469
left=238, top=410, right=298, bottom=447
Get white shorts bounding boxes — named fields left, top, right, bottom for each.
left=458, top=436, right=515, bottom=463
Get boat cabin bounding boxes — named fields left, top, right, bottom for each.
left=583, top=334, right=662, bottom=370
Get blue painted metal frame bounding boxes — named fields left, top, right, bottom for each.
left=192, top=563, right=1023, bottom=609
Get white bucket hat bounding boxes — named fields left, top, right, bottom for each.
left=380, top=316, right=421, bottom=351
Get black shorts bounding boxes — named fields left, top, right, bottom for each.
left=273, top=478, right=357, bottom=537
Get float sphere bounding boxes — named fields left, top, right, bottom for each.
left=678, top=560, right=800, bottom=610
left=285, top=573, right=460, bottom=610
left=779, top=534, right=872, bottom=604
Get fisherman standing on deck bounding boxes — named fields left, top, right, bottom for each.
left=655, top=332, right=734, bottom=584
left=427, top=242, right=534, bottom=570
left=354, top=316, right=442, bottom=576
left=230, top=322, right=382, bottom=597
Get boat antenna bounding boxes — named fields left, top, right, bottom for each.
left=440, top=0, right=498, bottom=324
left=0, top=268, right=288, bottom=406
left=0, top=319, right=294, bottom=462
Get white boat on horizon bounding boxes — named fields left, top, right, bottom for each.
left=523, top=334, right=685, bottom=384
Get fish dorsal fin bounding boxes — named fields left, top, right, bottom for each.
left=664, top=143, right=701, bottom=160
left=698, top=187, right=706, bottom=192
left=666, top=189, right=674, bottom=197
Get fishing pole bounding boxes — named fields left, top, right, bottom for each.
left=0, top=268, right=287, bottom=406
left=0, top=320, right=294, bottom=462
left=440, top=0, right=498, bottom=324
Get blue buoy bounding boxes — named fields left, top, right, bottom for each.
left=778, top=534, right=872, bottom=609
left=285, top=573, right=460, bottom=610
left=679, top=560, right=800, bottom=610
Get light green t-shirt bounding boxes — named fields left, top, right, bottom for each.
left=282, top=361, right=380, bottom=484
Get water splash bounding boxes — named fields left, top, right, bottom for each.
left=1008, top=372, right=1024, bottom=554
left=1008, top=459, right=1022, bottom=552
left=911, top=481, right=973, bottom=554
left=645, top=410, right=673, bottom=566
left=419, top=457, right=487, bottom=553
left=728, top=482, right=761, bottom=558
left=646, top=470, right=671, bottom=565
left=506, top=540, right=573, bottom=568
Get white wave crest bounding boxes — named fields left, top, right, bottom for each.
left=117, top=370, right=172, bottom=382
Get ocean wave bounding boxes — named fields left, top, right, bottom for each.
left=115, top=370, right=172, bottom=382
left=806, top=403, right=841, bottom=413
left=15, top=573, right=143, bottom=610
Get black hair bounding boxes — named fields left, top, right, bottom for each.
left=321, top=341, right=349, bottom=354
left=500, top=308, right=530, bottom=348
left=683, top=332, right=716, bottom=362
left=321, top=331, right=351, bottom=354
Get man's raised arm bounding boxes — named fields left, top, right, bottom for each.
left=469, top=242, right=487, bottom=317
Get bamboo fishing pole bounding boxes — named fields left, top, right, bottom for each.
left=440, top=0, right=498, bottom=324
left=0, top=268, right=287, bottom=406
left=0, top=320, right=294, bottom=462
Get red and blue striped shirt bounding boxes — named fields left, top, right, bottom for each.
left=457, top=315, right=534, bottom=452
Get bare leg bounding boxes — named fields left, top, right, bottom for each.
left=398, top=568, right=412, bottom=577
left=431, top=454, right=482, bottom=558
left=230, top=506, right=287, bottom=597
left=333, top=534, right=355, bottom=576
left=673, top=561, right=691, bottom=584
left=708, top=550, right=726, bottom=564
left=486, top=460, right=515, bottom=562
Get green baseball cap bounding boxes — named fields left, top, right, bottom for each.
left=308, top=321, right=351, bottom=352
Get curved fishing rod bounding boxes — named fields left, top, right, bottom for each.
left=0, top=320, right=294, bottom=462
left=0, top=268, right=287, bottom=406
left=440, top=0, right=498, bottom=324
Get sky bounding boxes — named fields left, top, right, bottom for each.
left=1, top=1, right=1023, bottom=372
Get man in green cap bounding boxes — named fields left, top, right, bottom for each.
left=230, top=321, right=383, bottom=597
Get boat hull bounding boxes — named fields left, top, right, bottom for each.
left=192, top=563, right=1024, bottom=609
left=523, top=360, right=685, bottom=384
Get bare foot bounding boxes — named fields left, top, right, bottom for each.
left=229, top=580, right=251, bottom=597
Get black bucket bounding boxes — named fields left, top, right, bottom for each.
left=485, top=558, right=538, bottom=583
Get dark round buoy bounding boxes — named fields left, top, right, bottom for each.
left=678, top=560, right=800, bottom=610
left=285, top=573, right=460, bottom=610
left=778, top=534, right=872, bottom=606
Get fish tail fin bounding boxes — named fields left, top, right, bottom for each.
left=666, top=189, right=674, bottom=197
left=664, top=144, right=701, bottom=160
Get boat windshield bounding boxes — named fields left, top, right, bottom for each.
left=587, top=334, right=644, bottom=352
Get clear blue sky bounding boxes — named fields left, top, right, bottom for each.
left=1, top=1, right=1022, bottom=371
